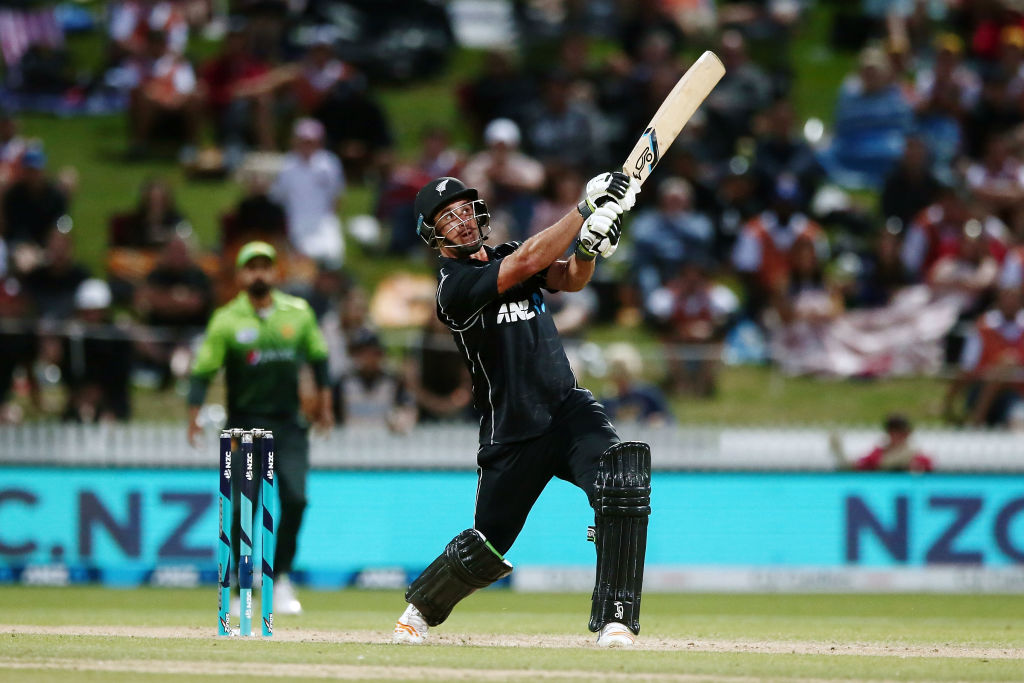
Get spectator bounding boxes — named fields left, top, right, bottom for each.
left=618, top=0, right=684, bottom=59
left=944, top=286, right=1024, bottom=427
left=926, top=220, right=999, bottom=316
left=22, top=229, right=90, bottom=321
left=270, top=118, right=345, bottom=262
left=765, top=237, right=845, bottom=374
left=965, top=70, right=1021, bottom=159
left=109, top=1, right=188, bottom=60
left=128, top=30, right=202, bottom=161
left=114, top=177, right=189, bottom=248
left=56, top=279, right=133, bottom=422
left=199, top=19, right=273, bottom=162
left=914, top=33, right=980, bottom=166
left=457, top=49, right=536, bottom=140
left=334, top=330, right=416, bottom=432
left=0, top=112, right=27, bottom=187
left=379, top=125, right=465, bottom=255
left=703, top=31, right=774, bottom=160
left=768, top=236, right=843, bottom=328
left=461, top=118, right=544, bottom=241
left=527, top=166, right=585, bottom=238
left=1, top=144, right=68, bottom=247
left=404, top=314, right=473, bottom=423
left=546, top=287, right=599, bottom=337
left=998, top=242, right=1024, bottom=291
left=848, top=226, right=913, bottom=309
left=751, top=99, right=825, bottom=209
left=965, top=134, right=1024, bottom=233
left=900, top=184, right=971, bottom=281
left=315, top=77, right=394, bottom=185
left=599, top=342, right=673, bottom=425
left=321, top=285, right=373, bottom=387
left=823, top=46, right=914, bottom=187
left=223, top=161, right=288, bottom=251
left=523, top=70, right=603, bottom=170
left=732, top=175, right=829, bottom=318
left=134, top=237, right=213, bottom=387
left=830, top=413, right=934, bottom=472
left=881, top=135, right=942, bottom=229
left=709, top=157, right=762, bottom=261
left=632, top=177, right=715, bottom=303
left=645, top=259, right=735, bottom=397
left=293, top=33, right=354, bottom=116
left=0, top=273, right=37, bottom=423
left=301, top=260, right=350, bottom=321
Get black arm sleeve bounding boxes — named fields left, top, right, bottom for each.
left=310, top=358, right=330, bottom=389
left=187, top=375, right=210, bottom=407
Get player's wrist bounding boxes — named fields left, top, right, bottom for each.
left=577, top=199, right=595, bottom=220
left=575, top=239, right=598, bottom=261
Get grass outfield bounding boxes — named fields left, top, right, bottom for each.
left=1, top=588, right=1023, bottom=681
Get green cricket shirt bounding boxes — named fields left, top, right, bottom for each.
left=190, top=290, right=328, bottom=418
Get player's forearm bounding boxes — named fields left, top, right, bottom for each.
left=497, top=209, right=582, bottom=293
left=547, top=254, right=595, bottom=292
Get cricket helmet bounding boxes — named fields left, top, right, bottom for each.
left=415, top=177, right=490, bottom=257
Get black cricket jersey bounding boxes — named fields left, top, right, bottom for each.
left=436, top=242, right=589, bottom=445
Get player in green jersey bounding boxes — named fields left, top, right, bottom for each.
left=188, top=241, right=333, bottom=615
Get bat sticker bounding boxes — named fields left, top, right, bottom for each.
left=632, top=128, right=659, bottom=180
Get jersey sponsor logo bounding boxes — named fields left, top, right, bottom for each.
left=246, top=349, right=296, bottom=365
left=236, top=328, right=258, bottom=344
left=531, top=292, right=546, bottom=315
left=496, top=299, right=538, bottom=324
left=435, top=178, right=450, bottom=194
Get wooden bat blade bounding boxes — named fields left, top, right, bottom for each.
left=622, top=51, right=725, bottom=187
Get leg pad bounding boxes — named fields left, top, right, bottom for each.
left=406, top=528, right=513, bottom=627
left=589, top=441, right=651, bottom=634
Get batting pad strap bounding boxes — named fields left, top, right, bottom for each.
left=405, top=528, right=513, bottom=627
left=589, top=441, right=651, bottom=635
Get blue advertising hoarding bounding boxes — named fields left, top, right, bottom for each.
left=1, top=469, right=1022, bottom=585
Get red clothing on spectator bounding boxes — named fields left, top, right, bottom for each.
left=973, top=311, right=1024, bottom=384
left=745, top=213, right=824, bottom=290
left=855, top=446, right=933, bottom=472
left=200, top=53, right=269, bottom=113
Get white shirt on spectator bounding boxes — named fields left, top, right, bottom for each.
left=1000, top=249, right=1024, bottom=290
left=271, top=149, right=346, bottom=262
left=152, top=54, right=196, bottom=95
left=965, top=160, right=1024, bottom=193
left=109, top=2, right=188, bottom=55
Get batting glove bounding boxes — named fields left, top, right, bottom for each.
left=576, top=203, right=623, bottom=261
left=578, top=171, right=635, bottom=219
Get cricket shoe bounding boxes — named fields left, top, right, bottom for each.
left=596, top=622, right=636, bottom=648
left=274, top=575, right=303, bottom=615
left=393, top=604, right=428, bottom=644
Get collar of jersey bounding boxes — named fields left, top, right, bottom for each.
left=439, top=244, right=494, bottom=266
left=233, top=289, right=284, bottom=315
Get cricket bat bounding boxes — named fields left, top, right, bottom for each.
left=621, top=51, right=726, bottom=187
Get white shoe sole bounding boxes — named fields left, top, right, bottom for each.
left=596, top=626, right=636, bottom=648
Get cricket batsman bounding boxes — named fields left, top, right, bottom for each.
left=187, top=241, right=333, bottom=615
left=392, top=172, right=651, bottom=647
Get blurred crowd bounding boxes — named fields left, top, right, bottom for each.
left=2, top=0, right=1024, bottom=430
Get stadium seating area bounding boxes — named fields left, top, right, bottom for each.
left=1, top=0, right=1023, bottom=429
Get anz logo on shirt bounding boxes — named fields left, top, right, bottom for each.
left=496, top=294, right=546, bottom=325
